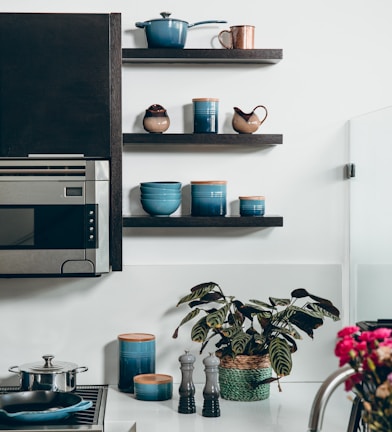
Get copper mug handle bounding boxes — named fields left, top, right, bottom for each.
left=218, top=30, right=233, bottom=49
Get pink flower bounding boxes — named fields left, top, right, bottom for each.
left=372, top=327, right=392, bottom=339
left=380, top=339, right=392, bottom=348
left=355, top=341, right=367, bottom=354
left=337, top=326, right=360, bottom=338
left=388, top=372, right=392, bottom=384
left=358, top=328, right=392, bottom=344
left=345, top=372, right=363, bottom=391
left=335, top=337, right=356, bottom=359
left=358, top=331, right=376, bottom=342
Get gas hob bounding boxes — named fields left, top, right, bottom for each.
left=0, top=385, right=107, bottom=432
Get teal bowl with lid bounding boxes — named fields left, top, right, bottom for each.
left=134, top=374, right=173, bottom=401
left=239, top=196, right=265, bottom=216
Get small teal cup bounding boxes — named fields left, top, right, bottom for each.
left=118, top=333, right=156, bottom=393
left=239, top=196, right=265, bottom=216
left=192, top=98, right=219, bottom=133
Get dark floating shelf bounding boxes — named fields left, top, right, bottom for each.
left=123, top=133, right=283, bottom=146
left=123, top=216, right=283, bottom=228
left=122, top=48, right=283, bottom=64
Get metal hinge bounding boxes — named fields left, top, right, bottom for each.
left=345, top=163, right=356, bottom=179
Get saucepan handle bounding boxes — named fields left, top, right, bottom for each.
left=188, top=20, right=227, bottom=28
left=62, top=400, right=93, bottom=414
left=73, top=366, right=88, bottom=374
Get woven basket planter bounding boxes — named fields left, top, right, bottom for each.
left=218, top=354, right=272, bottom=401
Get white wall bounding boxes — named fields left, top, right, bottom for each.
left=0, top=0, right=392, bottom=385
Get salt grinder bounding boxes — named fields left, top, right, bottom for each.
left=178, top=350, right=196, bottom=414
left=202, top=352, right=221, bottom=417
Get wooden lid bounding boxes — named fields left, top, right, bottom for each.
left=118, top=333, right=155, bottom=342
left=239, top=196, right=265, bottom=200
left=134, top=374, right=173, bottom=385
left=191, top=180, right=227, bottom=185
left=192, top=98, right=219, bottom=102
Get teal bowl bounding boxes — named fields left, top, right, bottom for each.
left=141, top=186, right=182, bottom=195
left=141, top=192, right=181, bottom=199
left=140, top=182, right=182, bottom=190
left=134, top=374, right=173, bottom=401
left=141, top=197, right=181, bottom=216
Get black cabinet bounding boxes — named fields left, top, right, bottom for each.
left=0, top=13, right=123, bottom=271
left=0, top=13, right=120, bottom=158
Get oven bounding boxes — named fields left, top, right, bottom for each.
left=0, top=158, right=110, bottom=276
left=0, top=386, right=107, bottom=432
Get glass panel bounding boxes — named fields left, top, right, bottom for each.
left=0, top=208, right=34, bottom=246
left=0, top=205, right=85, bottom=249
left=349, top=106, right=392, bottom=322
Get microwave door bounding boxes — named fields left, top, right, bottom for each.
left=0, top=208, right=34, bottom=246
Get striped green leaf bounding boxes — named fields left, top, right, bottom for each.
left=221, top=325, right=243, bottom=338
left=191, top=316, right=210, bottom=343
left=176, top=283, right=216, bottom=306
left=269, top=337, right=292, bottom=377
left=206, top=303, right=231, bottom=329
left=307, top=302, right=341, bottom=321
left=231, top=332, right=252, bottom=355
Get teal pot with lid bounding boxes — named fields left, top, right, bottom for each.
left=135, top=12, right=227, bottom=48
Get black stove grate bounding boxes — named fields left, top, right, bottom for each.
left=0, top=385, right=107, bottom=431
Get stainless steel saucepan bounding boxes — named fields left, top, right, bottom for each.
left=9, top=354, right=88, bottom=392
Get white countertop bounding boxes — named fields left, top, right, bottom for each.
left=104, top=382, right=353, bottom=432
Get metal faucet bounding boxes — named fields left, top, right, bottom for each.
left=307, top=364, right=356, bottom=432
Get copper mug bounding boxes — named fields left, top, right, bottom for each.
left=218, top=25, right=255, bottom=49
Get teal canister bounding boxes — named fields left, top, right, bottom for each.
left=192, top=98, right=219, bottom=133
left=118, top=333, right=156, bottom=393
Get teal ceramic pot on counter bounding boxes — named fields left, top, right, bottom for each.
left=134, top=374, right=173, bottom=401
left=118, top=333, right=156, bottom=393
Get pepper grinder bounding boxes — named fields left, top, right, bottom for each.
left=178, top=350, right=196, bottom=414
left=202, top=352, right=221, bottom=417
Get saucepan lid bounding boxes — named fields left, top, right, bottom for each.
left=12, top=355, right=81, bottom=374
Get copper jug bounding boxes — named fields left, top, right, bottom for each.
left=143, top=104, right=170, bottom=133
left=232, top=105, right=268, bottom=134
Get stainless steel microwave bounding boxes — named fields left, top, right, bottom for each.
left=0, top=158, right=110, bottom=276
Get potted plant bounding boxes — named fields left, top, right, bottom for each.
left=173, top=281, right=340, bottom=401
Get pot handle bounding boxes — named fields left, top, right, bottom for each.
left=8, top=366, right=20, bottom=374
left=62, top=400, right=93, bottom=414
left=188, top=20, right=227, bottom=28
left=253, top=105, right=269, bottom=125
left=74, top=366, right=88, bottom=374
left=135, top=21, right=151, bottom=28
